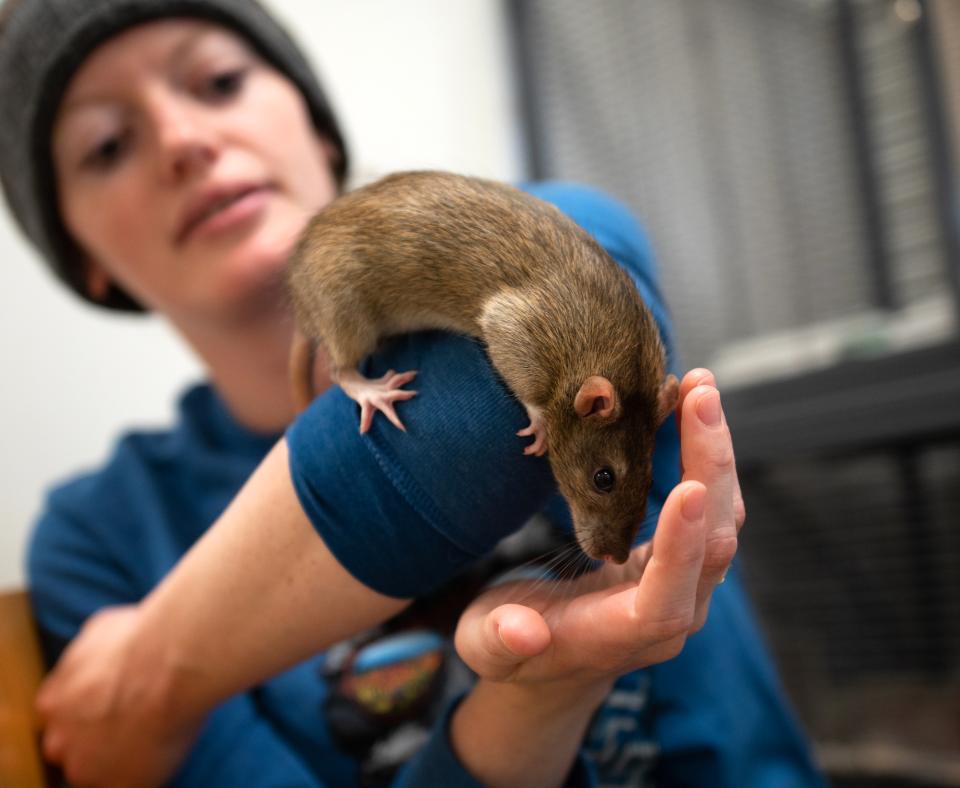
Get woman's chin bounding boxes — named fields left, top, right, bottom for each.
left=181, top=212, right=307, bottom=319
left=216, top=262, right=290, bottom=318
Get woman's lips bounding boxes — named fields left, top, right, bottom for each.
left=179, top=185, right=273, bottom=245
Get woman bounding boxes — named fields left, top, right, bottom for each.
left=1, top=0, right=823, bottom=786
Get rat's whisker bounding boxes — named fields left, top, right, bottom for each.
left=534, top=544, right=583, bottom=602
left=507, top=543, right=581, bottom=605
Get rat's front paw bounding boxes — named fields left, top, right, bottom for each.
left=517, top=405, right=548, bottom=456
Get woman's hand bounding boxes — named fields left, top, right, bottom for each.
left=450, top=369, right=744, bottom=787
left=34, top=438, right=408, bottom=788
left=36, top=605, right=204, bottom=788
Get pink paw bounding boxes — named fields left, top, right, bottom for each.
left=516, top=407, right=548, bottom=456
left=339, top=368, right=418, bottom=433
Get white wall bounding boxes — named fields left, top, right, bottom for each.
left=0, top=0, right=523, bottom=588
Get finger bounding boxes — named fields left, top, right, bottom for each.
left=35, top=685, right=53, bottom=721
left=41, top=727, right=65, bottom=763
left=34, top=670, right=65, bottom=723
left=689, top=374, right=745, bottom=532
left=676, top=369, right=716, bottom=474
left=455, top=603, right=551, bottom=681
left=733, top=482, right=746, bottom=533
left=676, top=368, right=715, bottom=418
left=719, top=396, right=747, bottom=533
left=691, top=388, right=743, bottom=632
left=682, top=386, right=736, bottom=547
left=682, top=387, right=739, bottom=628
left=632, top=481, right=707, bottom=634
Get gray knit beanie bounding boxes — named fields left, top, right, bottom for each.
left=0, top=0, right=348, bottom=312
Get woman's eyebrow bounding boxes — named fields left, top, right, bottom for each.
left=167, top=27, right=222, bottom=67
left=60, top=28, right=230, bottom=115
left=58, top=93, right=115, bottom=118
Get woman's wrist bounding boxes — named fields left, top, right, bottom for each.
left=125, top=598, right=218, bottom=732
left=450, top=676, right=611, bottom=788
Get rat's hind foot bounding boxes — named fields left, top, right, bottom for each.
left=337, top=368, right=418, bottom=434
left=517, top=405, right=548, bottom=456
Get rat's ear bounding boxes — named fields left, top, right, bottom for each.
left=656, top=374, right=680, bottom=425
left=574, top=375, right=620, bottom=419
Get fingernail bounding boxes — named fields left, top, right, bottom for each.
left=682, top=487, right=705, bottom=521
left=697, top=390, right=721, bottom=426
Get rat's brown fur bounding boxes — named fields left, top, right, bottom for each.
left=287, top=171, right=675, bottom=562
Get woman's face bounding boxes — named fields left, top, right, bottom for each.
left=51, top=19, right=339, bottom=323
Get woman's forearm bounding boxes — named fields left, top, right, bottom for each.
left=130, top=439, right=409, bottom=727
left=451, top=678, right=610, bottom=788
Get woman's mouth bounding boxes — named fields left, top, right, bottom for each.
left=177, top=183, right=274, bottom=245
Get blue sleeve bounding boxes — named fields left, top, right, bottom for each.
left=286, top=333, right=557, bottom=598
left=26, top=508, right=327, bottom=788
left=286, top=182, right=679, bottom=598
left=647, top=567, right=826, bottom=788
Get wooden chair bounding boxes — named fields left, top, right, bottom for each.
left=0, top=589, right=50, bottom=788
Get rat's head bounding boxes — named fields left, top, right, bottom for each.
left=549, top=373, right=679, bottom=564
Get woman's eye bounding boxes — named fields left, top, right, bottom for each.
left=205, top=68, right=247, bottom=100
left=85, top=132, right=128, bottom=170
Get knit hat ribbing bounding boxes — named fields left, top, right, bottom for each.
left=0, top=0, right=348, bottom=311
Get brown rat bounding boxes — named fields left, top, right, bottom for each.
left=286, top=171, right=678, bottom=563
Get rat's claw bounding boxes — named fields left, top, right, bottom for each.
left=359, top=402, right=375, bottom=434
left=380, top=400, right=407, bottom=432
left=358, top=390, right=416, bottom=433
left=522, top=437, right=547, bottom=457
left=517, top=409, right=548, bottom=456
left=388, top=370, right=418, bottom=388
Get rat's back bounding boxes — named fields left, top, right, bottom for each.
left=287, top=171, right=655, bottom=393
left=288, top=172, right=622, bottom=339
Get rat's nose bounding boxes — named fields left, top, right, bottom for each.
left=602, top=552, right=630, bottom=565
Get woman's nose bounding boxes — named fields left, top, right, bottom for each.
left=149, top=92, right=219, bottom=182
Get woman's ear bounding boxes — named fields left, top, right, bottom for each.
left=321, top=137, right=340, bottom=165
left=83, top=257, right=111, bottom=301
left=317, top=135, right=344, bottom=182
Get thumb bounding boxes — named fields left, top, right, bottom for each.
left=35, top=674, right=61, bottom=721
left=455, top=603, right=551, bottom=681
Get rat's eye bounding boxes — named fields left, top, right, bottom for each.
left=593, top=468, right=615, bottom=493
